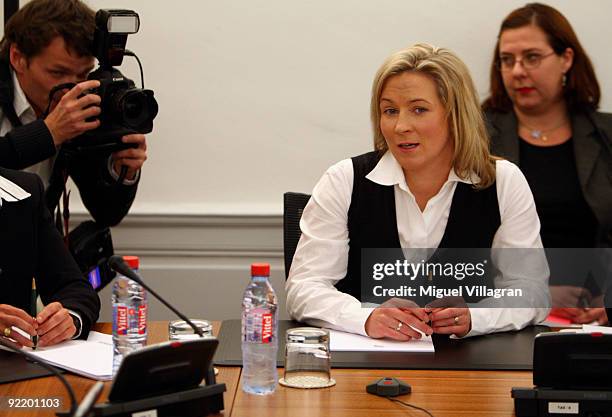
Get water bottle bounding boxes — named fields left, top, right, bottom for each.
left=112, top=255, right=147, bottom=374
left=241, top=263, right=278, bottom=394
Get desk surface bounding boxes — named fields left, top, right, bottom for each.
left=232, top=369, right=531, bottom=417
left=217, top=319, right=547, bottom=370
left=0, top=321, right=532, bottom=417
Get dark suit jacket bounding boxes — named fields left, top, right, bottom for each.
left=0, top=168, right=100, bottom=337
left=486, top=109, right=612, bottom=247
left=0, top=59, right=138, bottom=227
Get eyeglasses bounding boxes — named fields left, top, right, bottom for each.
left=496, top=51, right=556, bottom=71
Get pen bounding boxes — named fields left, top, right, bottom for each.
left=31, top=278, right=38, bottom=350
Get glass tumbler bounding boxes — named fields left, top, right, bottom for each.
left=280, top=327, right=335, bottom=389
left=168, top=319, right=213, bottom=340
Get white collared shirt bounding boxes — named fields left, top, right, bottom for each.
left=286, top=151, right=549, bottom=337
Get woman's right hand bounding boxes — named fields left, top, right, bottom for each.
left=549, top=285, right=593, bottom=323
left=365, top=298, right=433, bottom=341
left=0, top=304, right=37, bottom=348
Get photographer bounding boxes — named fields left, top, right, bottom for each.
left=0, top=0, right=147, bottom=227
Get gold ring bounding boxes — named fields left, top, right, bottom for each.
left=395, top=321, right=403, bottom=332
left=454, top=316, right=459, bottom=325
left=3, top=327, right=11, bottom=337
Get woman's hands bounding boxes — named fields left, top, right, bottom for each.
left=365, top=297, right=472, bottom=340
left=365, top=298, right=433, bottom=340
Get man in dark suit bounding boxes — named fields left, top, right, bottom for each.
left=0, top=167, right=100, bottom=348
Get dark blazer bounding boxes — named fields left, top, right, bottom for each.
left=486, top=109, right=612, bottom=247
left=0, top=167, right=100, bottom=337
left=0, top=59, right=138, bottom=227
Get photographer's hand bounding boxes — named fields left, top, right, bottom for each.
left=112, top=134, right=147, bottom=180
left=44, top=80, right=102, bottom=146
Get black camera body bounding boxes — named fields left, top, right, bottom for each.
left=65, top=9, right=158, bottom=154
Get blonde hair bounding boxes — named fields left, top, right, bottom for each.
left=371, top=43, right=496, bottom=189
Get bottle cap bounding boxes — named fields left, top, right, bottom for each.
left=123, top=255, right=139, bottom=269
left=251, top=263, right=270, bottom=276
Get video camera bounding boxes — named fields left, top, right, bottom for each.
left=64, top=9, right=158, bottom=154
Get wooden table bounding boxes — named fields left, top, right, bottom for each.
left=232, top=368, right=531, bottom=417
left=0, top=321, right=532, bottom=417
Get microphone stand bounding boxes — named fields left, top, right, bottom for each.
left=101, top=255, right=225, bottom=417
left=72, top=381, right=104, bottom=417
left=108, top=255, right=204, bottom=338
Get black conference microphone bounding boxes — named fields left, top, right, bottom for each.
left=0, top=337, right=77, bottom=416
left=108, top=255, right=204, bottom=337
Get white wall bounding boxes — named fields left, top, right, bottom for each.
left=69, top=0, right=612, bottom=216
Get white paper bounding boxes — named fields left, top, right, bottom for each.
left=539, top=320, right=583, bottom=329
left=328, top=329, right=434, bottom=353
left=558, top=324, right=612, bottom=335
left=25, top=331, right=113, bottom=381
left=579, top=324, right=612, bottom=334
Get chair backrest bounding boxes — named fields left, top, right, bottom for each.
left=283, top=192, right=311, bottom=279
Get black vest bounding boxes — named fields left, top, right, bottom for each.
left=335, top=151, right=501, bottom=304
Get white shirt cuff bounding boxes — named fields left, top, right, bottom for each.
left=67, top=309, right=83, bottom=339
left=340, top=305, right=376, bottom=337
left=107, top=155, right=140, bottom=185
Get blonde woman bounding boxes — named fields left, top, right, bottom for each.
left=286, top=44, right=548, bottom=340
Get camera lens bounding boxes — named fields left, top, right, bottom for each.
left=112, top=88, right=158, bottom=132
left=124, top=94, right=144, bottom=120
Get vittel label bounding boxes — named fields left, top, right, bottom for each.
left=116, top=306, right=128, bottom=335
left=243, top=308, right=276, bottom=343
left=261, top=313, right=273, bottom=343
left=138, top=305, right=147, bottom=335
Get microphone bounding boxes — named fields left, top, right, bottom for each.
left=108, top=255, right=204, bottom=337
left=0, top=337, right=77, bottom=416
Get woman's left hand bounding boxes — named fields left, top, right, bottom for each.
left=426, top=304, right=472, bottom=337
left=572, top=307, right=608, bottom=325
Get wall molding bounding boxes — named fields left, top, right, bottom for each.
left=72, top=212, right=284, bottom=259
left=78, top=212, right=289, bottom=321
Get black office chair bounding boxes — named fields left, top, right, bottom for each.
left=283, top=192, right=311, bottom=279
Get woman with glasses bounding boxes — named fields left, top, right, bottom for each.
left=483, top=3, right=612, bottom=325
